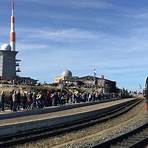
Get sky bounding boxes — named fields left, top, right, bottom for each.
left=0, top=0, right=148, bottom=90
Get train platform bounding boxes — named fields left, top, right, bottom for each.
left=0, top=98, right=130, bottom=120
left=0, top=98, right=138, bottom=138
left=0, top=98, right=136, bottom=123
left=0, top=98, right=137, bottom=125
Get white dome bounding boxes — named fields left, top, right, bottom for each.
left=1, top=43, right=11, bottom=51
left=62, top=69, right=72, bottom=77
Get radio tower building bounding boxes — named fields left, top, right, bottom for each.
left=0, top=0, right=20, bottom=80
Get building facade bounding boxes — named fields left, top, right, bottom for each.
left=0, top=45, right=19, bottom=80
left=54, top=70, right=119, bottom=94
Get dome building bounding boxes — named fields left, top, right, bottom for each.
left=54, top=69, right=76, bottom=84
left=1, top=43, right=11, bottom=51
left=62, top=69, right=72, bottom=78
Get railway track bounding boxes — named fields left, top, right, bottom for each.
left=93, top=120, right=148, bottom=148
left=0, top=99, right=142, bottom=147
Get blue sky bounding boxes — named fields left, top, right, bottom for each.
left=0, top=0, right=148, bottom=90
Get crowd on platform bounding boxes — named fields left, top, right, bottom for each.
left=0, top=89, right=119, bottom=112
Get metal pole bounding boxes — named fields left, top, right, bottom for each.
left=145, top=77, right=148, bottom=110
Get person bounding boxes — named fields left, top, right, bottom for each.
left=47, top=90, right=52, bottom=106
left=12, top=91, right=17, bottom=111
left=51, top=92, right=57, bottom=106
left=40, top=91, right=44, bottom=108
left=22, top=91, right=27, bottom=110
left=9, top=91, right=13, bottom=111
left=57, top=92, right=62, bottom=105
left=82, top=92, right=87, bottom=102
left=27, top=92, right=33, bottom=109
left=31, top=92, right=37, bottom=109
left=88, top=93, right=92, bottom=102
left=16, top=90, right=21, bottom=110
left=60, top=94, right=65, bottom=105
left=36, top=92, right=42, bottom=108
left=0, top=91, right=5, bottom=111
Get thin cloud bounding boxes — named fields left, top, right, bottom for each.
left=21, top=0, right=113, bottom=9
left=17, top=28, right=98, bottom=43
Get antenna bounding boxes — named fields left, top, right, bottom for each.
left=93, top=66, right=96, bottom=77
left=10, top=0, right=16, bottom=51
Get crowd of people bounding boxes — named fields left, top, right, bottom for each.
left=0, top=89, right=118, bottom=112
